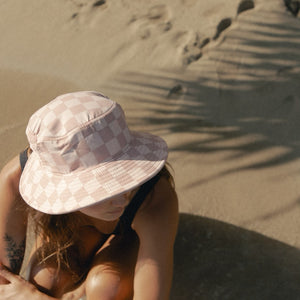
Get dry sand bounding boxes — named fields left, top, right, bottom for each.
left=1, top=0, right=300, bottom=299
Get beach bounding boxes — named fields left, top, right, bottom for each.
left=1, top=0, right=300, bottom=298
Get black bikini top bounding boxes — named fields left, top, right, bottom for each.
left=19, top=147, right=29, bottom=173
left=19, top=148, right=161, bottom=234
left=113, top=172, right=161, bottom=234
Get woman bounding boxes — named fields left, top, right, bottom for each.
left=0, top=91, right=178, bottom=300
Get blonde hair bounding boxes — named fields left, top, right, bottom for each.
left=29, top=164, right=175, bottom=281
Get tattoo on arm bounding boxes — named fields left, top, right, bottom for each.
left=4, top=234, right=25, bottom=273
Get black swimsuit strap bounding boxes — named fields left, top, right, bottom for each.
left=19, top=147, right=29, bottom=172
left=114, top=172, right=161, bottom=234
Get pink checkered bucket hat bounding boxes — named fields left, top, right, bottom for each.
left=19, top=91, right=168, bottom=214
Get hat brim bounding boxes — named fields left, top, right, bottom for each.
left=19, top=131, right=168, bottom=214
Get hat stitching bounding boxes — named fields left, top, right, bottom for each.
left=28, top=101, right=116, bottom=141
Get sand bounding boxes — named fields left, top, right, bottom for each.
left=1, top=0, right=300, bottom=298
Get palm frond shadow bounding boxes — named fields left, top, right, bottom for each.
left=104, top=12, right=300, bottom=181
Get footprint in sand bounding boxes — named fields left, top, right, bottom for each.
left=69, top=0, right=108, bottom=26
left=181, top=32, right=210, bottom=65
left=167, top=84, right=186, bottom=99
left=212, top=0, right=255, bottom=41
left=70, top=0, right=106, bottom=8
left=213, top=18, right=232, bottom=40
left=178, top=0, right=256, bottom=66
left=284, top=0, right=300, bottom=16
left=131, top=5, right=173, bottom=40
left=93, top=0, right=106, bottom=7
left=237, top=0, right=255, bottom=15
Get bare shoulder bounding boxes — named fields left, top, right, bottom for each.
left=143, top=176, right=178, bottom=213
left=0, top=155, right=22, bottom=191
left=132, top=176, right=179, bottom=242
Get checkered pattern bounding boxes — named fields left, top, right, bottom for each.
left=19, top=91, right=168, bottom=214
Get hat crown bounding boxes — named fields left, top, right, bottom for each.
left=27, top=91, right=113, bottom=138
left=20, top=91, right=168, bottom=214
left=26, top=91, right=132, bottom=173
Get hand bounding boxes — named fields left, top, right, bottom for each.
left=61, top=281, right=86, bottom=300
left=0, top=265, right=50, bottom=300
left=0, top=264, right=85, bottom=300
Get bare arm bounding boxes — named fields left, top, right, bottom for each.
left=0, top=155, right=28, bottom=279
left=0, top=265, right=85, bottom=300
left=0, top=156, right=85, bottom=300
left=132, top=177, right=179, bottom=300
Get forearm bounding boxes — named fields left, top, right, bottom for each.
left=0, top=157, right=28, bottom=275
left=18, top=286, right=59, bottom=300
left=0, top=225, right=27, bottom=285
left=0, top=233, right=26, bottom=273
left=0, top=196, right=27, bottom=274
left=133, top=257, right=173, bottom=300
left=0, top=265, right=60, bottom=300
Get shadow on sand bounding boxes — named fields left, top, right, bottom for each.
left=99, top=9, right=300, bottom=299
left=171, top=213, right=300, bottom=300
left=103, top=8, right=300, bottom=187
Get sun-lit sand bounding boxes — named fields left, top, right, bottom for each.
left=1, top=0, right=300, bottom=298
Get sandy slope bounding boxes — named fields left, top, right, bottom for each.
left=1, top=0, right=300, bottom=298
